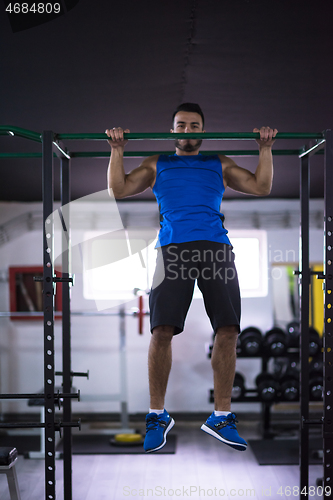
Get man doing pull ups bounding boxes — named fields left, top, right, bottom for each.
left=106, top=103, right=277, bottom=453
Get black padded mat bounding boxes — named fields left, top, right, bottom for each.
left=56, top=434, right=177, bottom=455
left=249, top=438, right=322, bottom=465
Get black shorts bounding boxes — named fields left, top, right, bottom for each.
left=149, top=240, right=241, bottom=335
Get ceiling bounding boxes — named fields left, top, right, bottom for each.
left=1, top=0, right=332, bottom=202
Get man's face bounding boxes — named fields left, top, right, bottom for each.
left=171, top=111, right=204, bottom=153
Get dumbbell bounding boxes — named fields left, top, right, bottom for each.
left=255, top=372, right=280, bottom=402
left=264, top=327, right=289, bottom=356
left=286, top=321, right=322, bottom=355
left=231, top=372, right=245, bottom=400
left=310, top=359, right=323, bottom=372
left=239, top=327, right=262, bottom=356
left=279, top=372, right=299, bottom=402
left=275, top=358, right=299, bottom=391
left=309, top=372, right=323, bottom=401
left=308, top=327, right=322, bottom=356
left=309, top=360, right=323, bottom=401
left=287, top=321, right=300, bottom=348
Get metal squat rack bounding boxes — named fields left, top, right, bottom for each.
left=0, top=131, right=81, bottom=500
left=0, top=127, right=331, bottom=499
left=298, top=130, right=333, bottom=495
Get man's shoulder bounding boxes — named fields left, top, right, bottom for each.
left=141, top=154, right=160, bottom=167
left=217, top=154, right=235, bottom=168
left=144, top=154, right=160, bottom=160
left=217, top=154, right=228, bottom=163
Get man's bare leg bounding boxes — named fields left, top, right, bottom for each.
left=202, top=324, right=247, bottom=450
left=144, top=325, right=175, bottom=453
left=211, top=325, right=238, bottom=411
left=148, top=325, right=174, bottom=409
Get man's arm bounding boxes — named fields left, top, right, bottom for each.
left=106, top=127, right=157, bottom=199
left=221, top=126, right=278, bottom=196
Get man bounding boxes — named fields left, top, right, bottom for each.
left=106, top=103, right=277, bottom=453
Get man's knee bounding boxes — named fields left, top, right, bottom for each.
left=215, top=325, right=239, bottom=338
left=152, top=325, right=174, bottom=342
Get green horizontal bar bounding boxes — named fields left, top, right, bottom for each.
left=0, top=152, right=62, bottom=159
left=0, top=127, right=325, bottom=142
left=71, top=149, right=307, bottom=158
left=0, top=149, right=324, bottom=160
left=0, top=152, right=43, bottom=158
left=57, top=132, right=324, bottom=141
left=0, top=126, right=41, bottom=142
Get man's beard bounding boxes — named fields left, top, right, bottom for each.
left=175, top=138, right=202, bottom=152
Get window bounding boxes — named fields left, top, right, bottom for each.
left=228, top=229, right=268, bottom=298
left=82, top=230, right=158, bottom=302
left=82, top=229, right=268, bottom=304
left=192, top=230, right=268, bottom=298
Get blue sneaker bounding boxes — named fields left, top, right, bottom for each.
left=201, top=412, right=247, bottom=451
left=143, top=409, right=175, bottom=453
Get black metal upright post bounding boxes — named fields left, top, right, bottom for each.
left=42, top=131, right=56, bottom=500
left=60, top=157, right=72, bottom=500
left=323, top=129, right=333, bottom=495
left=299, top=152, right=310, bottom=495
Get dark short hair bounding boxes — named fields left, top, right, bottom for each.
left=172, top=102, right=205, bottom=128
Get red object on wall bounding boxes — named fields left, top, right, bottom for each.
left=9, top=266, right=62, bottom=320
left=138, top=294, right=144, bottom=334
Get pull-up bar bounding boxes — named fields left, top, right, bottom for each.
left=0, top=125, right=325, bottom=142
left=0, top=125, right=41, bottom=142
left=0, top=125, right=326, bottom=159
left=56, top=132, right=325, bottom=141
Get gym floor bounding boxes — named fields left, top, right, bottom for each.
left=0, top=418, right=323, bottom=500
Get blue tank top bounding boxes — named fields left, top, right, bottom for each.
left=153, top=154, right=231, bottom=248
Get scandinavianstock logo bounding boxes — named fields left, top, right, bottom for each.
left=45, top=189, right=163, bottom=311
